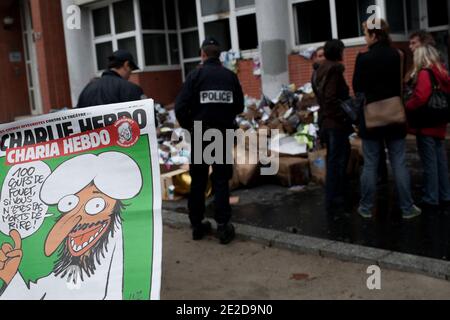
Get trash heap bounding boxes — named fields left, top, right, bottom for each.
left=155, top=83, right=321, bottom=166
left=155, top=82, right=363, bottom=199
left=155, top=102, right=196, bottom=201
left=236, top=82, right=321, bottom=156
left=155, top=102, right=191, bottom=167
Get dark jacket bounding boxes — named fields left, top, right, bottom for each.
left=315, top=60, right=352, bottom=132
left=311, top=62, right=320, bottom=96
left=175, top=58, right=244, bottom=130
left=406, top=65, right=450, bottom=139
left=353, top=41, right=407, bottom=140
left=77, top=70, right=145, bottom=108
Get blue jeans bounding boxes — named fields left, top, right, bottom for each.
left=360, top=138, right=414, bottom=214
left=416, top=135, right=450, bottom=205
left=323, top=128, right=351, bottom=211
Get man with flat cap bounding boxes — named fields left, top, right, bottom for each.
left=77, top=50, right=146, bottom=108
left=175, top=37, right=244, bottom=245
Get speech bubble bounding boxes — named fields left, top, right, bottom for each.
left=0, top=161, right=51, bottom=239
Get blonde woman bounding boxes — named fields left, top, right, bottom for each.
left=406, top=45, right=450, bottom=211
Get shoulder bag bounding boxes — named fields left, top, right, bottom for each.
left=363, top=50, right=406, bottom=129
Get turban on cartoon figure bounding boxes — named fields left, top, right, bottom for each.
left=0, top=152, right=142, bottom=300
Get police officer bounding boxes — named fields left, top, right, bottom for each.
left=77, top=50, right=145, bottom=108
left=175, top=37, right=244, bottom=245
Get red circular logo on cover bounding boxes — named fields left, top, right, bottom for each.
left=114, top=118, right=140, bottom=148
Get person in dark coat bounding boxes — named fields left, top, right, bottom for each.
left=315, top=40, right=353, bottom=215
left=77, top=50, right=145, bottom=108
left=311, top=46, right=325, bottom=96
left=175, top=37, right=244, bottom=245
left=406, top=45, right=450, bottom=211
left=353, top=19, right=421, bottom=220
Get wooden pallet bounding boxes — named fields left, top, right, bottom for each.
left=160, top=168, right=189, bottom=201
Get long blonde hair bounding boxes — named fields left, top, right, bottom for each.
left=413, top=45, right=447, bottom=79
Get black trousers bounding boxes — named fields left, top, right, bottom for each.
left=188, top=128, right=233, bottom=227
left=323, top=128, right=351, bottom=212
left=188, top=163, right=233, bottom=227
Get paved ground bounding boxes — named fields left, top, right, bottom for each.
left=161, top=225, right=450, bottom=300
left=164, top=139, right=450, bottom=261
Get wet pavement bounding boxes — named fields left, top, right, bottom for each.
left=163, top=138, right=450, bottom=261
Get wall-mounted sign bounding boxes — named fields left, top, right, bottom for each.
left=9, top=52, right=22, bottom=63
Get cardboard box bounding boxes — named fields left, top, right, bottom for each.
left=308, top=146, right=363, bottom=185
left=309, top=149, right=327, bottom=185
left=236, top=163, right=260, bottom=187
left=229, top=165, right=241, bottom=191
left=270, top=135, right=308, bottom=157
left=275, top=157, right=311, bottom=187
left=160, top=164, right=182, bottom=175
left=349, top=137, right=363, bottom=157
left=161, top=168, right=189, bottom=201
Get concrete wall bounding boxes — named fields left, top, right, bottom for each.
left=62, top=0, right=184, bottom=107
left=61, top=0, right=96, bottom=107
left=255, top=0, right=292, bottom=100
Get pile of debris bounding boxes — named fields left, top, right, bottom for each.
left=230, top=83, right=321, bottom=189
left=155, top=102, right=190, bottom=167
left=155, top=82, right=363, bottom=200
left=232, top=82, right=363, bottom=189
left=236, top=82, right=320, bottom=156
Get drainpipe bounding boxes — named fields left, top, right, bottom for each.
left=255, top=0, right=292, bottom=100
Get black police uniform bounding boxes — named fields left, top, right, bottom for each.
left=77, top=70, right=144, bottom=108
left=175, top=57, right=244, bottom=229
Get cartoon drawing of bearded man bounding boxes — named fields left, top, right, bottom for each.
left=0, top=152, right=142, bottom=300
left=118, top=122, right=133, bottom=144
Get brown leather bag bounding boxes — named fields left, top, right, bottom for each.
left=364, top=50, right=406, bottom=129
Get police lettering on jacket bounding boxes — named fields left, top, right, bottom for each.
left=175, top=58, right=245, bottom=130
left=200, top=91, right=233, bottom=104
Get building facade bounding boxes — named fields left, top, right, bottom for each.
left=0, top=0, right=449, bottom=123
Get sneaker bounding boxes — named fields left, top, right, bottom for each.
left=402, top=205, right=422, bottom=220
left=358, top=207, right=372, bottom=219
left=192, top=221, right=212, bottom=241
left=217, top=223, right=236, bottom=245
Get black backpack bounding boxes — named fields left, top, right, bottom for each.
left=408, top=68, right=450, bottom=128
